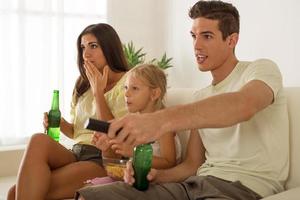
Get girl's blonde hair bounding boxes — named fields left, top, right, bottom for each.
left=129, top=64, right=167, bottom=109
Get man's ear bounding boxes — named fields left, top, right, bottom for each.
left=228, top=33, right=239, bottom=48
left=151, top=88, right=161, bottom=101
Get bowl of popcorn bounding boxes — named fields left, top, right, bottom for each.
left=102, top=157, right=129, bottom=180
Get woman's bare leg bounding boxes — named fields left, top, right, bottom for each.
left=46, top=161, right=106, bottom=199
left=15, top=133, right=77, bottom=200
left=7, top=185, right=16, bottom=200
left=12, top=133, right=106, bottom=200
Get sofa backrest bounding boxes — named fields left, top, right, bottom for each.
left=284, top=87, right=300, bottom=189
left=165, top=88, right=197, bottom=160
left=165, top=87, right=300, bottom=189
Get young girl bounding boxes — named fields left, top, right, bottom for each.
left=90, top=64, right=181, bottom=183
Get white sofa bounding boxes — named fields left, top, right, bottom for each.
left=165, top=87, right=300, bottom=200
left=2, top=87, right=298, bottom=199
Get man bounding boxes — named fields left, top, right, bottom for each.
left=77, top=1, right=289, bottom=199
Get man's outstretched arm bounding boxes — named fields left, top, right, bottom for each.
left=109, top=80, right=274, bottom=145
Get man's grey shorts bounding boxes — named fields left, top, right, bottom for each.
left=76, top=175, right=261, bottom=200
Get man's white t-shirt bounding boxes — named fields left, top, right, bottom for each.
left=196, top=59, right=289, bottom=197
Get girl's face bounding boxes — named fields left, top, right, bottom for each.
left=124, top=74, right=158, bottom=113
left=81, top=33, right=107, bottom=71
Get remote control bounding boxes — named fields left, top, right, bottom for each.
left=84, top=118, right=110, bottom=133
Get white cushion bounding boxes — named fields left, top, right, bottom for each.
left=262, top=187, right=300, bottom=200
left=284, top=88, right=300, bottom=189
left=165, top=88, right=197, bottom=159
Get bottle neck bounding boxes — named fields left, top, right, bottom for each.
left=51, top=90, right=59, bottom=110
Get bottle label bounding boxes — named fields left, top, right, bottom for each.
left=48, top=110, right=61, bottom=127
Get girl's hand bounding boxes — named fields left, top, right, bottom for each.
left=110, top=142, right=134, bottom=157
left=84, top=61, right=109, bottom=96
left=91, top=132, right=111, bottom=151
left=43, top=112, right=48, bottom=133
left=123, top=160, right=135, bottom=185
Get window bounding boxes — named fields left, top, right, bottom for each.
left=0, top=0, right=106, bottom=146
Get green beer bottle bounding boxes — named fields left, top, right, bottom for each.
left=133, top=143, right=153, bottom=191
left=47, top=90, right=61, bottom=142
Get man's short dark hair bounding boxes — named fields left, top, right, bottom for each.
left=189, top=0, right=240, bottom=40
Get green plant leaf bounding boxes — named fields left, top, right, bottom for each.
left=123, top=41, right=146, bottom=68
left=155, top=52, right=173, bottom=69
left=123, top=42, right=173, bottom=70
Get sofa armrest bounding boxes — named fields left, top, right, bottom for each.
left=262, top=187, right=300, bottom=200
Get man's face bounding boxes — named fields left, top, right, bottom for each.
left=191, top=17, right=234, bottom=72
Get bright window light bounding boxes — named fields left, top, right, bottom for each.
left=0, top=0, right=107, bottom=146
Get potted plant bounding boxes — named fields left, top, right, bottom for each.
left=123, top=41, right=173, bottom=70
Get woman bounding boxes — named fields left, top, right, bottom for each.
left=7, top=23, right=129, bottom=200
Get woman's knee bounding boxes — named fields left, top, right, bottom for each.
left=30, top=133, right=49, bottom=143
left=28, top=133, right=51, bottom=148
left=7, top=184, right=16, bottom=200
left=25, top=133, right=53, bottom=157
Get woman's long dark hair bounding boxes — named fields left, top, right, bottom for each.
left=73, top=23, right=129, bottom=104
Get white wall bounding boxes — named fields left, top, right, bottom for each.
left=0, top=147, right=24, bottom=177
left=108, top=0, right=300, bottom=88
left=233, top=0, right=300, bottom=87
left=164, top=0, right=211, bottom=88
left=107, top=0, right=168, bottom=63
